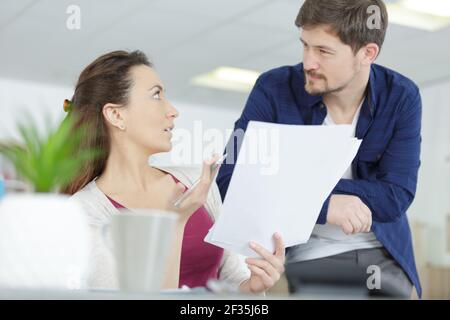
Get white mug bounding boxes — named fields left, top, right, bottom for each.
left=104, top=209, right=178, bottom=293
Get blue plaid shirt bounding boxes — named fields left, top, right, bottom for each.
left=217, top=63, right=422, bottom=297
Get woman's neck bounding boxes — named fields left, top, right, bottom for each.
left=96, top=142, right=165, bottom=195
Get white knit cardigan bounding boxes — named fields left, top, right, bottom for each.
left=69, top=165, right=250, bottom=290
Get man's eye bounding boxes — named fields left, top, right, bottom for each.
left=320, top=49, right=330, bottom=55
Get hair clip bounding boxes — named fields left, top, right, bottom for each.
left=63, top=99, right=73, bottom=113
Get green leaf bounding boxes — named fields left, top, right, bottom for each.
left=0, top=113, right=101, bottom=193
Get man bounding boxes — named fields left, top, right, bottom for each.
left=216, top=0, right=421, bottom=298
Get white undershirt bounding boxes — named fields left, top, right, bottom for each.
left=287, top=100, right=383, bottom=263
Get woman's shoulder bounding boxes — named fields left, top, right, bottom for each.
left=69, top=180, right=99, bottom=205
left=69, top=180, right=116, bottom=226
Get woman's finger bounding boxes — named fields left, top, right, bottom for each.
left=173, top=154, right=224, bottom=214
left=249, top=241, right=284, bottom=273
left=273, top=233, right=286, bottom=260
left=246, top=258, right=280, bottom=280
left=248, top=265, right=274, bottom=289
left=195, top=154, right=220, bottom=194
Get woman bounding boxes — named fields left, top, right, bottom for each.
left=63, top=50, right=285, bottom=293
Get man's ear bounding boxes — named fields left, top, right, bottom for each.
left=360, top=43, right=380, bottom=66
left=102, top=103, right=126, bottom=130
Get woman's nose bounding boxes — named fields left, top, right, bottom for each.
left=166, top=101, right=179, bottom=118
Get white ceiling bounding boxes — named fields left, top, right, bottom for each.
left=1, top=0, right=450, bottom=109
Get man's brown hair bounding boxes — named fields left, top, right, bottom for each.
left=295, top=0, right=388, bottom=54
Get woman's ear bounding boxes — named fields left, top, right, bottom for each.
left=102, top=103, right=126, bottom=130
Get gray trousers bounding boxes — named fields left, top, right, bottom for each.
left=285, top=247, right=413, bottom=299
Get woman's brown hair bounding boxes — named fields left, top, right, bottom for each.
left=61, top=50, right=151, bottom=195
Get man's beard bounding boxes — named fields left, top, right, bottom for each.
left=304, top=71, right=349, bottom=96
left=304, top=60, right=359, bottom=96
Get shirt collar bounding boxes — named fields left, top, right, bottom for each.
left=366, top=64, right=377, bottom=117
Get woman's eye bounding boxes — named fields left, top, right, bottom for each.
left=152, top=91, right=161, bottom=100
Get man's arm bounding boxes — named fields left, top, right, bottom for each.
left=317, top=90, right=422, bottom=225
left=217, top=76, right=276, bottom=201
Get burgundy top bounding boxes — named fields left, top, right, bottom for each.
left=105, top=175, right=224, bottom=288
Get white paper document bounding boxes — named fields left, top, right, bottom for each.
left=205, top=121, right=362, bottom=257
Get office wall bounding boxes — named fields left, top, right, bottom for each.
left=409, top=80, right=450, bottom=267
left=0, top=77, right=240, bottom=143
left=0, top=78, right=72, bottom=142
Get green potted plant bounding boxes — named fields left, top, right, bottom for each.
left=0, top=113, right=100, bottom=290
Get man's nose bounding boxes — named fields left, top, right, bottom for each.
left=303, top=49, right=320, bottom=71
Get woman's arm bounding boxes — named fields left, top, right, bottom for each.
left=161, top=156, right=222, bottom=289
